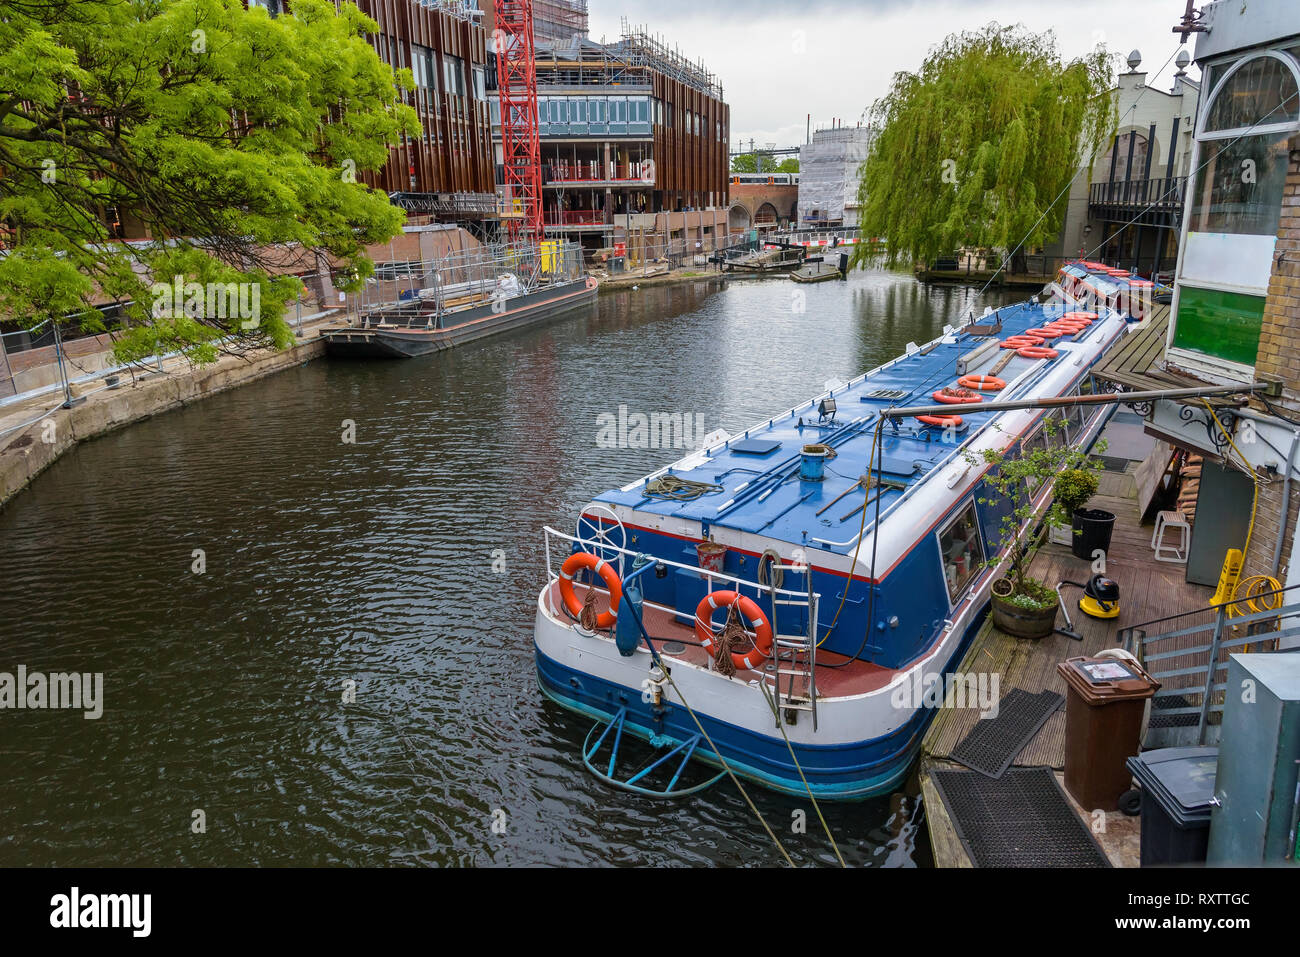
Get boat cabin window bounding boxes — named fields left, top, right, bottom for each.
left=938, top=502, right=985, bottom=605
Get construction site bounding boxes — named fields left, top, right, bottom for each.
left=489, top=15, right=731, bottom=263
left=797, top=123, right=876, bottom=229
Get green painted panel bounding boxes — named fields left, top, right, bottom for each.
left=1172, top=285, right=1266, bottom=366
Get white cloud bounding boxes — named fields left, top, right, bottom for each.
left=588, top=0, right=1197, bottom=148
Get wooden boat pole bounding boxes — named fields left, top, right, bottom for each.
left=883, top=381, right=1277, bottom=421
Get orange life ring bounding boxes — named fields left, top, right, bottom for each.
left=917, top=413, right=963, bottom=429
left=932, top=387, right=983, bottom=404
left=1028, top=327, right=1062, bottom=339
left=1017, top=345, right=1059, bottom=360
left=559, top=551, right=622, bottom=629
left=958, top=374, right=1006, bottom=392
left=1061, top=311, right=1098, bottom=323
left=695, top=591, right=773, bottom=672
left=1000, top=335, right=1043, bottom=349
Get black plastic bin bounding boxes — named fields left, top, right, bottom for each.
left=1126, top=747, right=1218, bottom=867
left=1072, top=508, right=1116, bottom=560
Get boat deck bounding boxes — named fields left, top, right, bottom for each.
left=547, top=580, right=895, bottom=697
left=919, top=444, right=1214, bottom=867
left=596, top=298, right=1115, bottom=553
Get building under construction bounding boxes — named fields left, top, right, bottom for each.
left=352, top=0, right=499, bottom=229
left=798, top=124, right=875, bottom=228
left=479, top=0, right=588, bottom=44
left=489, top=22, right=731, bottom=257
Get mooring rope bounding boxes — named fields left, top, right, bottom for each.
left=643, top=475, right=724, bottom=501
left=578, top=586, right=601, bottom=632
left=658, top=666, right=797, bottom=868
left=759, top=683, right=847, bottom=868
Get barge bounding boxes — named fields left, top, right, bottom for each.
left=535, top=273, right=1132, bottom=800
left=325, top=240, right=597, bottom=359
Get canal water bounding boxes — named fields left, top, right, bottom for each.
left=0, top=268, right=1022, bottom=867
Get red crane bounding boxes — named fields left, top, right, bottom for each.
left=495, top=0, right=543, bottom=245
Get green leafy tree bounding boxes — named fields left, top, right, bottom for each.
left=730, top=153, right=798, bottom=175
left=852, top=25, right=1114, bottom=273
left=0, top=0, right=418, bottom=363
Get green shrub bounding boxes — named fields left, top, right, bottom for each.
left=1055, top=468, right=1099, bottom=514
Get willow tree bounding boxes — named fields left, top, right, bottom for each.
left=853, top=25, right=1114, bottom=272
left=0, top=0, right=418, bottom=363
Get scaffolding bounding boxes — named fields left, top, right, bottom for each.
left=614, top=20, right=723, bottom=99
left=530, top=21, right=722, bottom=100
left=798, top=126, right=875, bottom=227
left=532, top=0, right=588, bottom=44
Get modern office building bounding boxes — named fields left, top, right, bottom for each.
left=489, top=27, right=731, bottom=258
left=352, top=0, right=500, bottom=230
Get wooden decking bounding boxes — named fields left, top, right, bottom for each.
left=1093, top=304, right=1242, bottom=408
left=920, top=445, right=1214, bottom=867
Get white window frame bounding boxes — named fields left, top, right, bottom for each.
left=1167, top=47, right=1300, bottom=381
left=936, top=499, right=986, bottom=608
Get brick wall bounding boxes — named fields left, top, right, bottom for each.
left=1242, top=134, right=1300, bottom=581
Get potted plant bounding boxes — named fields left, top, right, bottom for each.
left=970, top=418, right=1106, bottom=639
left=1050, top=468, right=1097, bottom=545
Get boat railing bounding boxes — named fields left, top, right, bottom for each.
left=358, top=240, right=584, bottom=327
left=542, top=524, right=822, bottom=716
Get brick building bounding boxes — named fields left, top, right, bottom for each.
left=1100, top=0, right=1300, bottom=636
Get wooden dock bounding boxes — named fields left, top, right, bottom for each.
left=920, top=448, right=1214, bottom=867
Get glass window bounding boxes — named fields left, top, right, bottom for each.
left=473, top=66, right=486, bottom=100
left=938, top=502, right=985, bottom=604
left=1171, top=286, right=1266, bottom=365
left=1022, top=426, right=1048, bottom=495
left=1186, top=129, right=1293, bottom=237
left=1204, top=54, right=1299, bottom=134
left=443, top=55, right=465, bottom=97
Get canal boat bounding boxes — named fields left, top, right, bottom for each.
left=325, top=240, right=597, bottom=359
left=1056, top=260, right=1169, bottom=322
left=790, top=254, right=848, bottom=284
left=534, top=293, right=1128, bottom=799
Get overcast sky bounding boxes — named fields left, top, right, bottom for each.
left=586, top=0, right=1201, bottom=150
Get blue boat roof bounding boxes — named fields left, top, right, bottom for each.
left=596, top=297, right=1100, bottom=554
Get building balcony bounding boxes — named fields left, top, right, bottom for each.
left=544, top=209, right=609, bottom=228
left=1088, top=176, right=1187, bottom=227
left=543, top=165, right=654, bottom=187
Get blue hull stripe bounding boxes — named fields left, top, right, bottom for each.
left=535, top=606, right=985, bottom=800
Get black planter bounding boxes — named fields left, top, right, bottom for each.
left=1072, top=507, right=1116, bottom=560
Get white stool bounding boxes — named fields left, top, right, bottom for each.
left=1152, top=510, right=1190, bottom=564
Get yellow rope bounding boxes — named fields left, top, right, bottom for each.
left=660, top=668, right=797, bottom=867
left=759, top=683, right=847, bottom=867
left=818, top=417, right=884, bottom=647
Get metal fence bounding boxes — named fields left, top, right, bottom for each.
left=358, top=240, right=584, bottom=326
left=1121, top=583, right=1300, bottom=748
